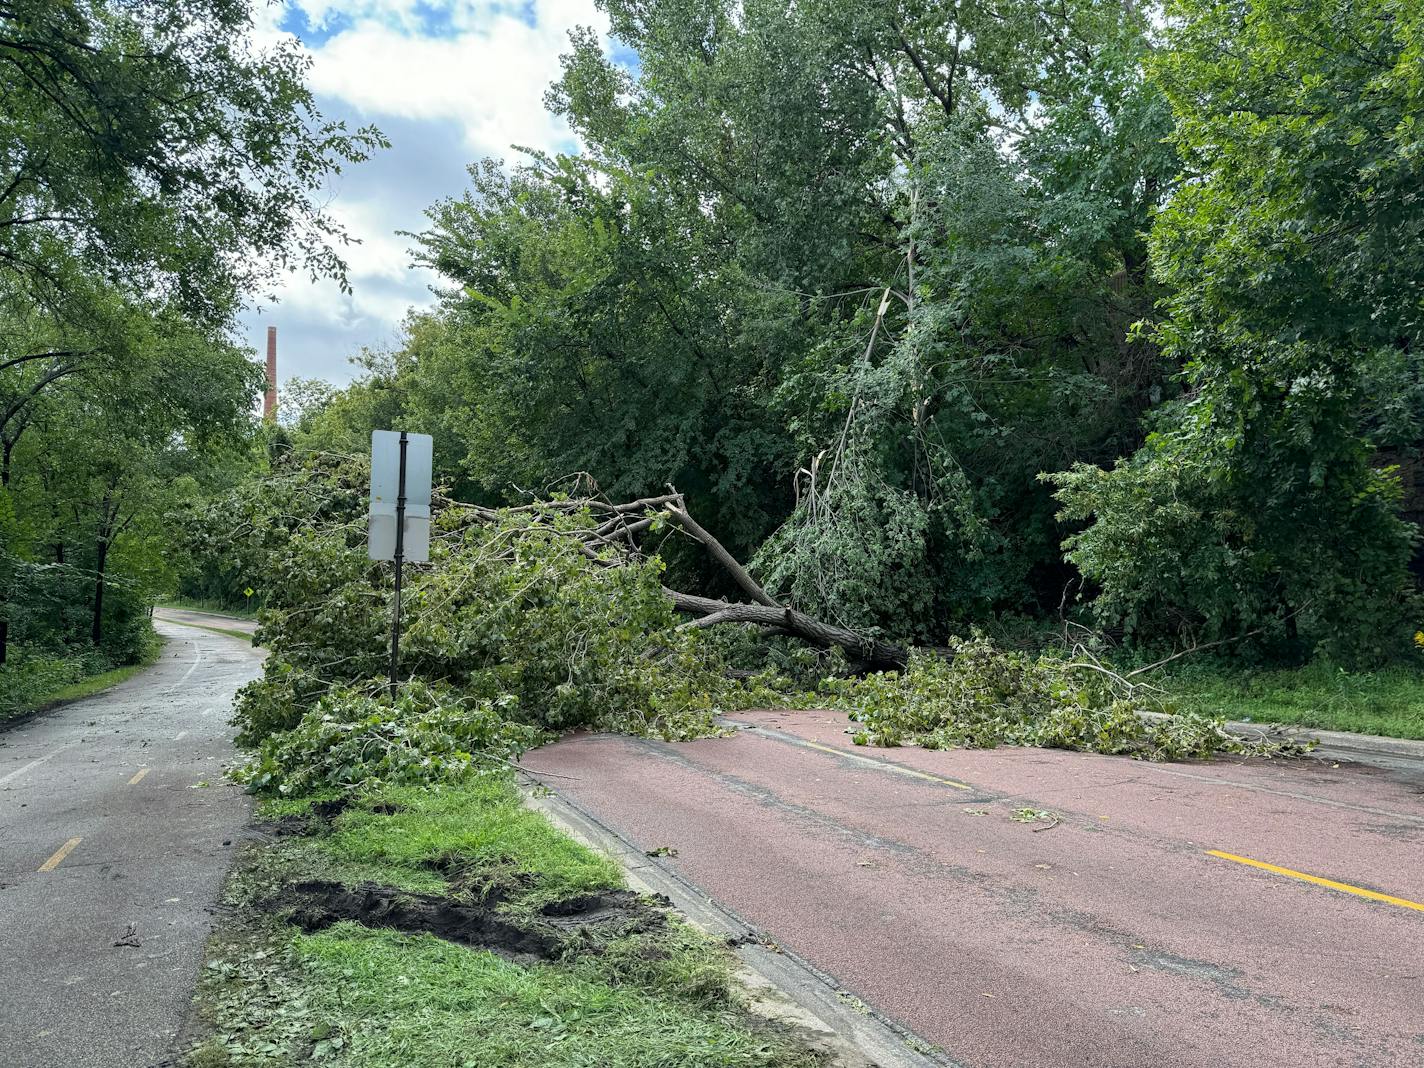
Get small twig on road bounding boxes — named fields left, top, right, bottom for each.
left=113, top=922, right=141, bottom=947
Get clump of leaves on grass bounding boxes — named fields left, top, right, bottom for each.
left=234, top=682, right=540, bottom=796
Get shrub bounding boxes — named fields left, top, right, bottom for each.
left=236, top=681, right=540, bottom=796
left=234, top=502, right=736, bottom=747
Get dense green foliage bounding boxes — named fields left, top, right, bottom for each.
left=220, top=452, right=1274, bottom=782
left=1048, top=0, right=1424, bottom=660
left=831, top=638, right=1246, bottom=760
left=269, top=0, right=1424, bottom=667
left=223, top=455, right=745, bottom=753
left=237, top=683, right=536, bottom=796
left=0, top=0, right=379, bottom=696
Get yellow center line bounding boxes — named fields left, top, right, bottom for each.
left=38, top=837, right=83, bottom=873
left=1206, top=850, right=1424, bottom=913
left=798, top=737, right=973, bottom=790
left=128, top=767, right=150, bottom=785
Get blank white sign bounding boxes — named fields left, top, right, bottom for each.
left=368, top=430, right=433, bottom=563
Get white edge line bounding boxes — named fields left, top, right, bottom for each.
left=0, top=743, right=73, bottom=787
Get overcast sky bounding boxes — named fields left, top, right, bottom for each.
left=240, top=0, right=614, bottom=386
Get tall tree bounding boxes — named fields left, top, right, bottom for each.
left=407, top=0, right=1178, bottom=634
left=1050, top=0, right=1423, bottom=659
left=0, top=0, right=385, bottom=428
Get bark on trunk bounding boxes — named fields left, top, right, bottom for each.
left=666, top=589, right=907, bottom=669
left=91, top=539, right=108, bottom=647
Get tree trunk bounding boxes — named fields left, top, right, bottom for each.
left=92, top=538, right=108, bottom=647
left=666, top=589, right=908, bottom=669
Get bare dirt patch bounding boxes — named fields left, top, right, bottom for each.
left=269, top=879, right=666, bottom=963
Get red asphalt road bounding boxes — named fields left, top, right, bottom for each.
left=520, top=709, right=1424, bottom=1068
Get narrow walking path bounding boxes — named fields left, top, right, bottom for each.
left=0, top=619, right=263, bottom=1068
left=522, top=709, right=1424, bottom=1068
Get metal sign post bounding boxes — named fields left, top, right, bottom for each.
left=388, top=432, right=408, bottom=698
left=369, top=430, right=433, bottom=699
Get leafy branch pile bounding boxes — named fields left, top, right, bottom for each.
left=220, top=455, right=1274, bottom=794
left=828, top=638, right=1252, bottom=761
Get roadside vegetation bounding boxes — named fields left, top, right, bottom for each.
left=0, top=0, right=379, bottom=712
left=189, top=768, right=829, bottom=1067
left=1162, top=662, right=1424, bottom=741
left=0, top=637, right=162, bottom=723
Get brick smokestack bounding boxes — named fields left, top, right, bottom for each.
left=263, top=326, right=277, bottom=421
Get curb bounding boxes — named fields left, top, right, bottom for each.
left=520, top=775, right=952, bottom=1068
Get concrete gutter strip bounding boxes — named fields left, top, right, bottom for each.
left=1240, top=723, right=1424, bottom=761
left=521, top=777, right=951, bottom=1068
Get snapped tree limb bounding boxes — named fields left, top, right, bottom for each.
left=455, top=487, right=908, bottom=670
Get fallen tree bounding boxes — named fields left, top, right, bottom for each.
left=222, top=456, right=1289, bottom=763
left=454, top=487, right=909, bottom=670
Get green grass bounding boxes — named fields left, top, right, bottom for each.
left=322, top=781, right=624, bottom=912
left=44, top=658, right=156, bottom=702
left=1162, top=661, right=1424, bottom=740
left=190, top=778, right=825, bottom=1068
left=192, top=922, right=816, bottom=1068
left=0, top=641, right=163, bottom=723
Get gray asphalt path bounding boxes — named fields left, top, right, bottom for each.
left=0, top=619, right=263, bottom=1068
left=153, top=607, right=259, bottom=636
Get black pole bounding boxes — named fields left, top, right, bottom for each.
left=389, top=431, right=408, bottom=699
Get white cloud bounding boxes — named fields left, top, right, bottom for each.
left=240, top=0, right=613, bottom=384
left=306, top=18, right=573, bottom=152
left=291, top=0, right=607, bottom=153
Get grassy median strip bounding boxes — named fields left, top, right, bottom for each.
left=186, top=776, right=825, bottom=1068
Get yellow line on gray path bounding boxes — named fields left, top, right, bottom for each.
left=128, top=767, right=149, bottom=785
left=38, top=837, right=82, bottom=872
left=1207, top=850, right=1424, bottom=913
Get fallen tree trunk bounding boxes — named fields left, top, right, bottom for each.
left=665, top=590, right=907, bottom=669
left=455, top=485, right=908, bottom=671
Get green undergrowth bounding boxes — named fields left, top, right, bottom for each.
left=187, top=777, right=826, bottom=1068
left=1159, top=660, right=1424, bottom=740
left=0, top=637, right=163, bottom=723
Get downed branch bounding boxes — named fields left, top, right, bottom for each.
left=452, top=486, right=908, bottom=669
left=667, top=590, right=907, bottom=669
